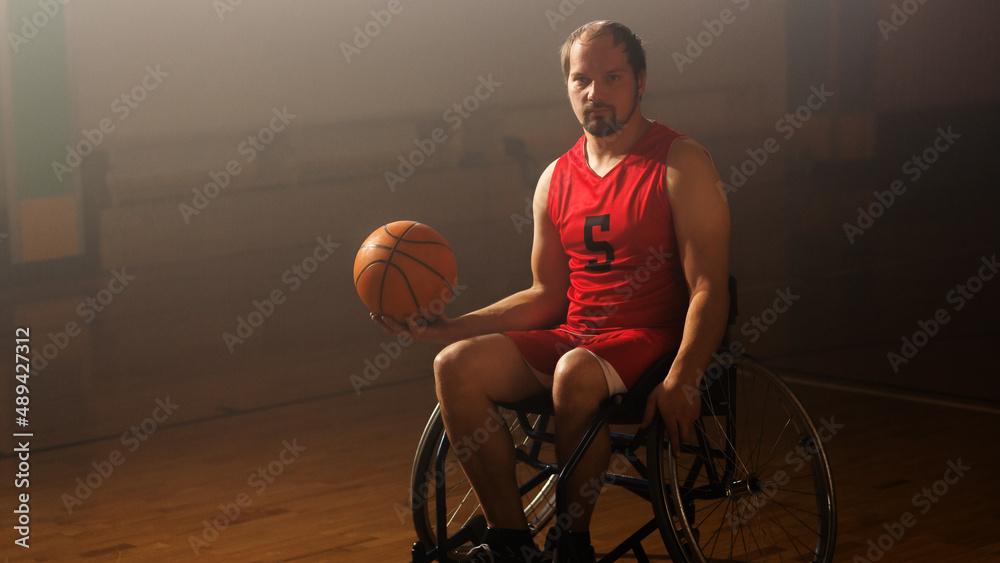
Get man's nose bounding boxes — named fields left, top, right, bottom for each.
left=586, top=81, right=604, bottom=104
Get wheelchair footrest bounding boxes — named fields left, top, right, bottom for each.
left=411, top=541, right=427, bottom=563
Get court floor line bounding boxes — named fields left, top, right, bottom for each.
left=777, top=369, right=1000, bottom=415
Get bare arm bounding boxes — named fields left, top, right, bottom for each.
left=373, top=160, right=571, bottom=343
left=642, top=137, right=731, bottom=455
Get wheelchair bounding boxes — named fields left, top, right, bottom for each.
left=408, top=279, right=837, bottom=562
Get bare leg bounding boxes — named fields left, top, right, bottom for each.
left=434, top=333, right=547, bottom=530
left=551, top=349, right=611, bottom=533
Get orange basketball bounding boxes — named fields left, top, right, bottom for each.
left=354, top=221, right=458, bottom=322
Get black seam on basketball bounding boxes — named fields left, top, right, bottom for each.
left=380, top=222, right=415, bottom=242
left=355, top=260, right=389, bottom=287
left=386, top=261, right=422, bottom=316
left=361, top=240, right=450, bottom=249
left=383, top=249, right=455, bottom=292
left=376, top=222, right=451, bottom=247
left=380, top=223, right=403, bottom=240
left=378, top=222, right=420, bottom=315
left=397, top=263, right=422, bottom=315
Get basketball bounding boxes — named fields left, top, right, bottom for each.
left=354, top=221, right=458, bottom=322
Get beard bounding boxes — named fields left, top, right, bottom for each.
left=582, top=104, right=625, bottom=137
left=580, top=87, right=640, bottom=138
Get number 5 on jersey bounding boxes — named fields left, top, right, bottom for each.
left=584, top=214, right=614, bottom=272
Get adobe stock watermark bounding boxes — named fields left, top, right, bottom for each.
left=61, top=397, right=179, bottom=514
left=672, top=0, right=752, bottom=73
left=852, top=458, right=970, bottom=562
left=453, top=407, right=515, bottom=463
left=6, top=0, right=69, bottom=54
left=683, top=339, right=745, bottom=405
left=727, top=415, right=843, bottom=531
left=28, top=268, right=136, bottom=374
left=543, top=0, right=589, bottom=30
left=223, top=236, right=340, bottom=353
left=340, top=0, right=414, bottom=63
left=394, top=406, right=573, bottom=525
left=189, top=439, right=306, bottom=556
left=887, top=253, right=996, bottom=373
left=396, top=456, right=464, bottom=524
left=510, top=195, right=535, bottom=235
left=513, top=124, right=634, bottom=232
left=596, top=245, right=673, bottom=309
left=179, top=107, right=296, bottom=224
left=384, top=74, right=501, bottom=192
left=526, top=453, right=638, bottom=555
left=683, top=286, right=799, bottom=403
left=52, top=64, right=169, bottom=183
left=544, top=244, right=676, bottom=334
left=717, top=84, right=834, bottom=197
left=212, top=0, right=245, bottom=22
left=842, top=126, right=959, bottom=244
left=878, top=0, right=931, bottom=41
left=739, top=286, right=799, bottom=344
left=350, top=282, right=468, bottom=394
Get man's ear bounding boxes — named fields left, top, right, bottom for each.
left=637, top=69, right=647, bottom=100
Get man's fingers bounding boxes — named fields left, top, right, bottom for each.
left=670, top=422, right=683, bottom=458
left=665, top=421, right=681, bottom=458
left=370, top=313, right=392, bottom=334
left=371, top=313, right=409, bottom=336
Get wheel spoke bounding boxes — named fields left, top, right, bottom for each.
left=760, top=504, right=817, bottom=561
left=412, top=406, right=559, bottom=556
left=751, top=371, right=770, bottom=472
left=748, top=497, right=769, bottom=561
left=706, top=398, right=751, bottom=477
left=759, top=413, right=796, bottom=472
left=766, top=496, right=822, bottom=534
left=663, top=358, right=835, bottom=563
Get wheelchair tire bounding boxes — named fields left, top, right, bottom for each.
left=410, top=404, right=558, bottom=557
left=648, top=356, right=837, bottom=562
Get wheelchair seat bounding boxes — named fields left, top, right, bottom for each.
left=496, top=351, right=677, bottom=426
left=408, top=276, right=837, bottom=562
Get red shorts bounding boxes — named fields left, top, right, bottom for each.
left=503, top=327, right=680, bottom=394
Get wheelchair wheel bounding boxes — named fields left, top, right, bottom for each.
left=411, top=404, right=558, bottom=557
left=648, top=356, right=836, bottom=562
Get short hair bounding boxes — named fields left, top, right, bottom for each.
left=560, top=20, right=646, bottom=81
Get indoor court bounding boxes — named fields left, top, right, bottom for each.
left=2, top=2, right=999, bottom=562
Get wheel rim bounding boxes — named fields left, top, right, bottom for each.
left=659, top=357, right=837, bottom=562
left=412, top=406, right=558, bottom=554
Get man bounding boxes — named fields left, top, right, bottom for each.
left=376, top=20, right=730, bottom=563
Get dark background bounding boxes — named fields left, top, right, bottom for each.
left=0, top=0, right=997, bottom=477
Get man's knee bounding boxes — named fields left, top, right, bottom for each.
left=434, top=336, right=509, bottom=394
left=434, top=340, right=474, bottom=389
left=552, top=349, right=608, bottom=415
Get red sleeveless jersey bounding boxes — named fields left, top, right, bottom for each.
left=548, top=122, right=689, bottom=335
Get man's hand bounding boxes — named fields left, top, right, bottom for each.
left=641, top=371, right=702, bottom=457
left=370, top=312, right=458, bottom=345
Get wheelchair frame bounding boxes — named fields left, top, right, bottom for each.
left=407, top=279, right=837, bottom=562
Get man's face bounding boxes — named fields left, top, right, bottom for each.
left=567, top=33, right=645, bottom=138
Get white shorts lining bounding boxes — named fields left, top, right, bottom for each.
left=517, top=348, right=628, bottom=397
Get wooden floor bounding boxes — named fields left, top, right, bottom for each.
left=3, top=105, right=998, bottom=561
left=1, top=341, right=999, bottom=562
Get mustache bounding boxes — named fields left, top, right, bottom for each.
left=584, top=102, right=614, bottom=112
